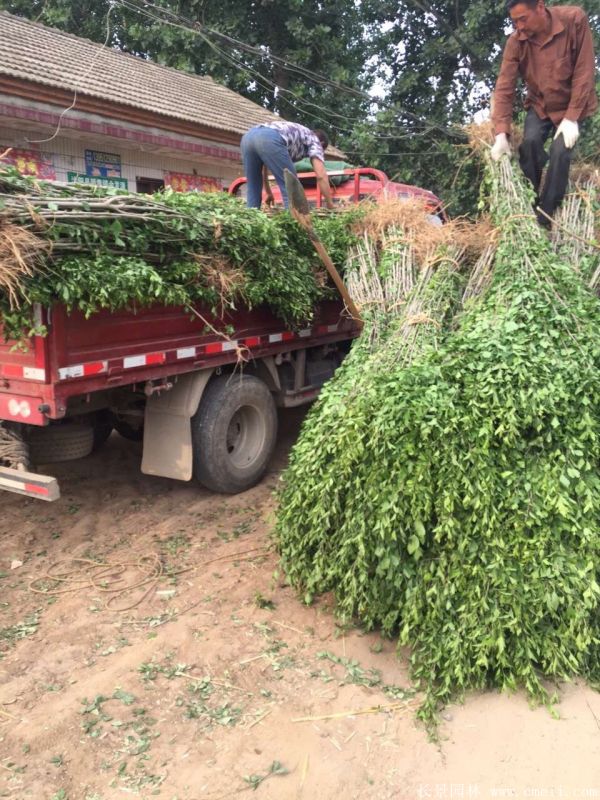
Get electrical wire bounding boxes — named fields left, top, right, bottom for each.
left=27, top=3, right=116, bottom=145
left=114, top=0, right=367, bottom=137
left=17, top=0, right=470, bottom=172
left=119, top=0, right=374, bottom=100
left=112, top=0, right=468, bottom=142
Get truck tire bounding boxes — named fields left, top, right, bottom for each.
left=92, top=410, right=113, bottom=451
left=28, top=422, right=94, bottom=464
left=192, top=374, right=277, bottom=493
left=114, top=417, right=144, bottom=442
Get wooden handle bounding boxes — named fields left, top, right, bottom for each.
left=284, top=169, right=362, bottom=326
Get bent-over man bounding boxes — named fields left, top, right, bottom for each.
left=491, top=0, right=597, bottom=226
left=241, top=121, right=334, bottom=210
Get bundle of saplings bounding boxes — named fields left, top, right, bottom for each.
left=276, top=155, right=600, bottom=723
left=0, top=164, right=362, bottom=342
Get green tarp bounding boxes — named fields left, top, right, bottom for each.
left=293, top=159, right=354, bottom=186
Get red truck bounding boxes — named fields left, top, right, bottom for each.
left=0, top=300, right=359, bottom=501
left=229, top=164, right=445, bottom=218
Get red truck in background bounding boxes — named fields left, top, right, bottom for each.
left=229, top=165, right=445, bottom=220
left=0, top=299, right=359, bottom=501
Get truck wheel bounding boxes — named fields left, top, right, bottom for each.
left=114, top=418, right=144, bottom=441
left=28, top=422, right=94, bottom=464
left=192, top=374, right=277, bottom=493
left=92, top=410, right=113, bottom=451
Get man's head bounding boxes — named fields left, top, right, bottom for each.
left=313, top=129, right=329, bottom=151
left=506, top=0, right=549, bottom=39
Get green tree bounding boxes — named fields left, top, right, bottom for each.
left=1, top=0, right=598, bottom=213
left=343, top=0, right=599, bottom=214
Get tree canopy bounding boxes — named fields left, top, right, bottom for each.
left=1, top=0, right=598, bottom=214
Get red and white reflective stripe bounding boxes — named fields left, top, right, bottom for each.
left=55, top=322, right=343, bottom=378
left=0, top=474, right=48, bottom=496
left=1, top=364, right=46, bottom=382
left=0, top=466, right=59, bottom=501
left=316, top=324, right=339, bottom=335
left=176, top=347, right=196, bottom=360
left=58, top=361, right=107, bottom=380
left=123, top=352, right=166, bottom=369
left=165, top=324, right=340, bottom=359
left=268, top=331, right=296, bottom=344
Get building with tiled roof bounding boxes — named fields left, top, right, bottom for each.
left=0, top=11, right=327, bottom=193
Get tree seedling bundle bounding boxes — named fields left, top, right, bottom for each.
left=276, top=155, right=600, bottom=724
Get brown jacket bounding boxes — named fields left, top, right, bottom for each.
left=492, top=5, right=598, bottom=135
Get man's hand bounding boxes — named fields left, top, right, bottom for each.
left=491, top=133, right=511, bottom=161
left=554, top=119, right=579, bottom=149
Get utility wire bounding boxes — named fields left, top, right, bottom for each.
left=113, top=0, right=468, bottom=142
left=120, top=0, right=376, bottom=100
left=115, top=0, right=371, bottom=137
left=27, top=3, right=116, bottom=144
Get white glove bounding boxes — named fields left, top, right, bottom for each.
left=554, top=119, right=579, bottom=149
left=491, top=133, right=511, bottom=161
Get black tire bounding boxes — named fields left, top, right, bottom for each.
left=113, top=418, right=144, bottom=441
left=92, top=410, right=113, bottom=451
left=28, top=422, right=94, bottom=464
left=192, top=374, right=277, bottom=493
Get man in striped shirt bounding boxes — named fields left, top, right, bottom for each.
left=241, top=121, right=334, bottom=210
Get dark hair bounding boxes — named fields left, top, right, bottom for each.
left=313, top=129, right=329, bottom=149
left=506, top=0, right=539, bottom=11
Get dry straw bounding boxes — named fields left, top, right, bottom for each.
left=193, top=253, right=247, bottom=309
left=0, top=423, right=30, bottom=469
left=353, top=197, right=495, bottom=269
left=0, top=221, right=50, bottom=309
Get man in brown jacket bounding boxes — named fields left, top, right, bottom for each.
left=491, top=0, right=597, bottom=226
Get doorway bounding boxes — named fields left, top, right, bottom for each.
left=136, top=177, right=165, bottom=194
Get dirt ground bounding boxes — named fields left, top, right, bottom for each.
left=1, top=407, right=600, bottom=800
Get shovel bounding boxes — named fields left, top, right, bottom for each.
left=284, top=168, right=362, bottom=326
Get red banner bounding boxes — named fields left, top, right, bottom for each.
left=1, top=147, right=56, bottom=180
left=164, top=172, right=222, bottom=193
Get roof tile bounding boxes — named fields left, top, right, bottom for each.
left=0, top=11, right=279, bottom=135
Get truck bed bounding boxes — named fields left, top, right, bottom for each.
left=0, top=300, right=358, bottom=426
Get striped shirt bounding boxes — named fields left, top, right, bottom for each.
left=263, top=121, right=325, bottom=162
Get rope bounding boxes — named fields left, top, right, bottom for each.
left=0, top=423, right=29, bottom=470
left=28, top=546, right=271, bottom=613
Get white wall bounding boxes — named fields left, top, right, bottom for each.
left=0, top=125, right=245, bottom=191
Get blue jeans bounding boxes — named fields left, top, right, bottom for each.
left=240, top=126, right=296, bottom=208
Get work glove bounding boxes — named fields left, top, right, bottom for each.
left=554, top=119, right=579, bottom=149
left=491, top=133, right=511, bottom=161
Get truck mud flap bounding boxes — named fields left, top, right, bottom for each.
left=142, top=369, right=213, bottom=481
left=0, top=466, right=60, bottom=501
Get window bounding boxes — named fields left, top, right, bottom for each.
left=136, top=177, right=165, bottom=194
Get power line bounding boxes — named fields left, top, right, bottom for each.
left=114, top=0, right=369, bottom=137
left=120, top=0, right=374, bottom=101
left=113, top=0, right=468, bottom=143
left=27, top=3, right=116, bottom=144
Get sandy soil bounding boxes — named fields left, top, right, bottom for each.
left=1, top=407, right=599, bottom=800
